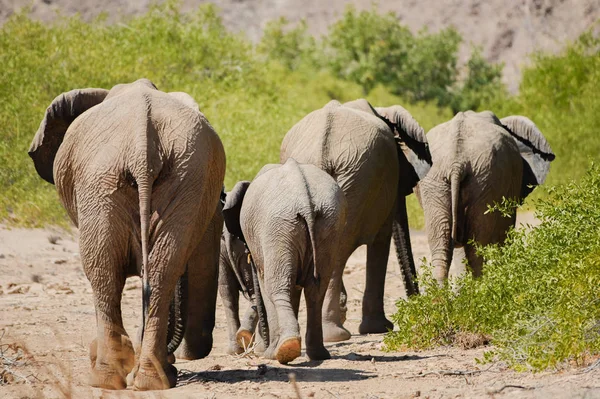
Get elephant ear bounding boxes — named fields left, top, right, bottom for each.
left=168, top=92, right=200, bottom=111
left=376, top=106, right=432, bottom=192
left=28, top=88, right=109, bottom=184
left=222, top=181, right=251, bottom=242
left=500, top=116, right=556, bottom=198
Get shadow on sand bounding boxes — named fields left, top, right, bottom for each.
left=333, top=352, right=447, bottom=362
left=177, top=364, right=374, bottom=386
left=176, top=351, right=446, bottom=387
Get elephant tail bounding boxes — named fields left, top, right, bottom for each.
left=450, top=167, right=461, bottom=245
left=303, top=211, right=320, bottom=283
left=131, top=100, right=163, bottom=347
left=449, top=113, right=465, bottom=247
left=136, top=166, right=153, bottom=345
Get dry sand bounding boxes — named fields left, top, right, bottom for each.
left=1, top=211, right=599, bottom=398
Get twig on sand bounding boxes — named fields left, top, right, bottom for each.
left=236, top=332, right=258, bottom=359
left=407, top=365, right=495, bottom=379
left=487, top=384, right=535, bottom=394
left=0, top=330, right=36, bottom=385
left=583, top=359, right=600, bottom=373
left=289, top=372, right=302, bottom=399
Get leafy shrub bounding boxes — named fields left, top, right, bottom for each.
left=449, top=47, right=506, bottom=113
left=257, top=17, right=319, bottom=71
left=385, top=163, right=600, bottom=370
left=325, top=5, right=462, bottom=103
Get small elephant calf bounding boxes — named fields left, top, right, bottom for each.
left=220, top=158, right=347, bottom=364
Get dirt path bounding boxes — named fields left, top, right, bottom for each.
left=1, top=212, right=599, bottom=398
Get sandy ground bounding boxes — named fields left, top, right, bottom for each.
left=1, top=211, right=599, bottom=398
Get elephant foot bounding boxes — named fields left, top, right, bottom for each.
left=133, top=363, right=177, bottom=391
left=89, top=336, right=135, bottom=390
left=236, top=328, right=254, bottom=350
left=322, top=323, right=351, bottom=342
left=227, top=341, right=244, bottom=355
left=275, top=337, right=301, bottom=365
left=358, top=315, right=393, bottom=334
left=306, top=345, right=331, bottom=361
left=174, top=335, right=213, bottom=360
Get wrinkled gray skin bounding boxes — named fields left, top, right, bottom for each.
left=280, top=99, right=431, bottom=342
left=416, top=110, right=555, bottom=284
left=221, top=159, right=348, bottom=364
left=27, top=79, right=226, bottom=390
left=219, top=224, right=261, bottom=355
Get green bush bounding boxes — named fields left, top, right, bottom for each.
left=450, top=47, right=506, bottom=113
left=325, top=5, right=462, bottom=103
left=257, top=17, right=319, bottom=71
left=258, top=7, right=506, bottom=111
left=385, top=163, right=600, bottom=370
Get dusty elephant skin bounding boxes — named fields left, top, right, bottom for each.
left=280, top=99, right=431, bottom=342
left=220, top=159, right=348, bottom=364
left=218, top=202, right=259, bottom=356
left=416, top=110, right=555, bottom=284
left=27, top=79, right=226, bottom=390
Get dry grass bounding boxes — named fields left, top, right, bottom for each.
left=453, top=332, right=490, bottom=350
left=0, top=329, right=37, bottom=385
left=236, top=332, right=259, bottom=359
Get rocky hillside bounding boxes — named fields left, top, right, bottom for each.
left=1, top=0, right=598, bottom=91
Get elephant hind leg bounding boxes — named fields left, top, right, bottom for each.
left=79, top=215, right=134, bottom=390
left=359, top=216, right=394, bottom=335
left=133, top=230, right=192, bottom=391
left=236, top=306, right=257, bottom=352
left=322, top=242, right=353, bottom=343
left=176, top=209, right=221, bottom=361
left=276, top=285, right=304, bottom=363
left=304, top=275, right=331, bottom=361
left=261, top=250, right=302, bottom=364
left=464, top=207, right=516, bottom=278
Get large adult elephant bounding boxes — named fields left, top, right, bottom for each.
left=280, top=99, right=431, bottom=341
left=28, top=79, right=226, bottom=390
left=416, top=110, right=555, bottom=284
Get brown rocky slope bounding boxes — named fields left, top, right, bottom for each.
left=1, top=0, right=598, bottom=91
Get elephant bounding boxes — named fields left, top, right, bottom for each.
left=220, top=158, right=348, bottom=364
left=27, top=79, right=226, bottom=390
left=280, top=99, right=431, bottom=342
left=415, top=110, right=555, bottom=284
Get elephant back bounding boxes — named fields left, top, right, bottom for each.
left=280, top=101, right=394, bottom=175
left=280, top=102, right=399, bottom=245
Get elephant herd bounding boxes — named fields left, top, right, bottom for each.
left=26, top=79, right=555, bottom=390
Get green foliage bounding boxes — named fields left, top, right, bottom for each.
left=385, top=163, right=600, bottom=370
left=484, top=196, right=522, bottom=218
left=325, top=6, right=411, bottom=94
left=257, top=18, right=318, bottom=71
left=325, top=5, right=462, bottom=102
left=450, top=47, right=506, bottom=113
